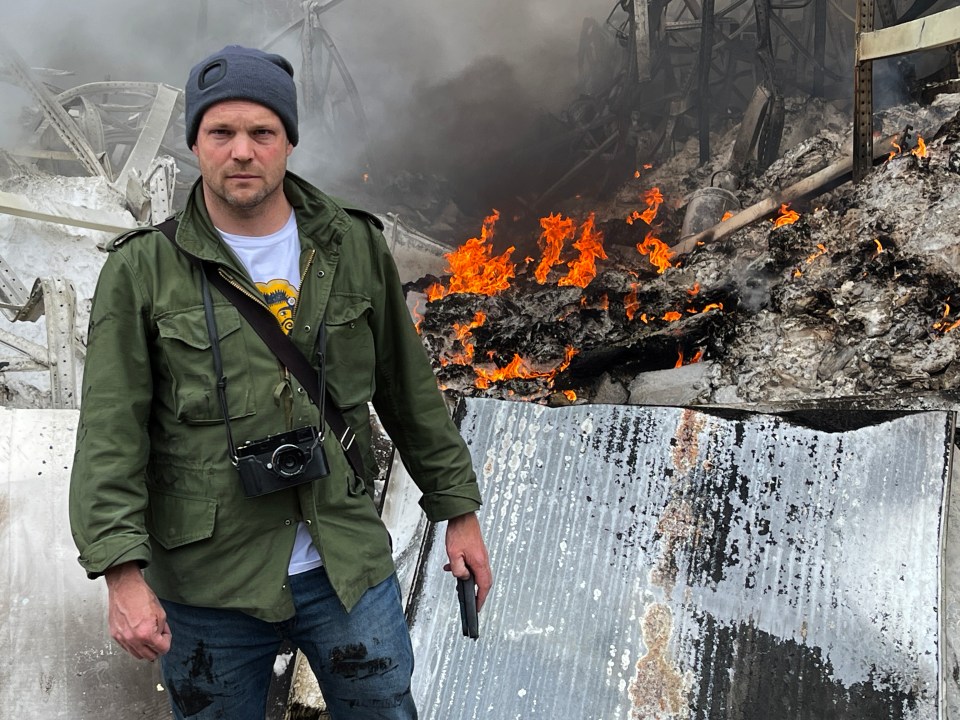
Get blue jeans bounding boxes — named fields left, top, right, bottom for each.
left=159, top=568, right=417, bottom=719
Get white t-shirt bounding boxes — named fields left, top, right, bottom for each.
left=217, top=210, right=324, bottom=576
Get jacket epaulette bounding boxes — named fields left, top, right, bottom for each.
left=341, top=205, right=385, bottom=232
left=107, top=226, right=159, bottom=252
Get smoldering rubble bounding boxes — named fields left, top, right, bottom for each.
left=411, top=94, right=960, bottom=412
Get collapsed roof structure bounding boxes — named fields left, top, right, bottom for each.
left=1, top=1, right=960, bottom=719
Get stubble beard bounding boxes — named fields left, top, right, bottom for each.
left=209, top=173, right=280, bottom=216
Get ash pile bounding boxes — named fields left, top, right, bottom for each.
left=411, top=94, right=960, bottom=412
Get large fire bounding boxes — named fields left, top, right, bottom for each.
left=426, top=210, right=516, bottom=300
left=474, top=346, right=578, bottom=390
left=421, top=183, right=734, bottom=396
left=557, top=213, right=606, bottom=288
left=534, top=213, right=576, bottom=284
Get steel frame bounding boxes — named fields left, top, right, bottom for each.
left=853, top=6, right=960, bottom=181
left=0, top=264, right=79, bottom=408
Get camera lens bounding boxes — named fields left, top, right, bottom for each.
left=272, top=444, right=307, bottom=478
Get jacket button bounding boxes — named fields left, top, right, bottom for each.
left=306, top=519, right=312, bottom=525
left=281, top=584, right=287, bottom=590
left=349, top=321, right=356, bottom=329
left=304, top=325, right=311, bottom=332
left=317, top=270, right=325, bottom=278
left=297, top=387, right=305, bottom=394
left=284, top=519, right=292, bottom=525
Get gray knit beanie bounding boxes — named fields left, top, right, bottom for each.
left=185, top=45, right=299, bottom=147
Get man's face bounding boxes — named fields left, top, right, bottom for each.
left=192, top=100, right=293, bottom=212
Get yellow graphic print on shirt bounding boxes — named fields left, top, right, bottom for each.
left=257, top=279, right=298, bottom=335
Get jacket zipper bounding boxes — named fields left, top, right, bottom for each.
left=294, top=249, right=316, bottom=323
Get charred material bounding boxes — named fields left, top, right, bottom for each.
left=410, top=96, right=960, bottom=409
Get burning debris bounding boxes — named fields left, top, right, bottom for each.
left=410, top=95, right=960, bottom=410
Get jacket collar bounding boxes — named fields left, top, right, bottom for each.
left=174, top=171, right=353, bottom=264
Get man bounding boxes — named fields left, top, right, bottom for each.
left=69, top=45, right=492, bottom=720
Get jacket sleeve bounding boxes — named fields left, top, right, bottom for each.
left=69, top=249, right=154, bottom=578
left=365, top=223, right=482, bottom=522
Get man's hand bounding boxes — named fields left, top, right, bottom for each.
left=444, top=512, right=493, bottom=612
left=104, top=562, right=172, bottom=661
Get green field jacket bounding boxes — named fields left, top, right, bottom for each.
left=69, top=173, right=481, bottom=620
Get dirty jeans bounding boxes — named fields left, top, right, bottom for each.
left=159, top=567, right=417, bottom=719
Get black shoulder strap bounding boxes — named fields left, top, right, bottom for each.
left=154, top=219, right=365, bottom=479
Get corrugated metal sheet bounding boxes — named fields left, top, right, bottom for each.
left=0, top=409, right=171, bottom=719
left=408, top=399, right=952, bottom=720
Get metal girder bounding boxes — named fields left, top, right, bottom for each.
left=0, top=36, right=107, bottom=179
left=36, top=278, right=78, bottom=408
left=0, top=252, right=29, bottom=323
left=850, top=1, right=959, bottom=181
left=0, top=326, right=48, bottom=367
left=813, top=0, right=827, bottom=96
left=0, top=189, right=133, bottom=235
left=633, top=0, right=652, bottom=82
left=858, top=6, right=960, bottom=61
left=728, top=84, right=772, bottom=172
left=854, top=0, right=876, bottom=183
left=697, top=0, right=716, bottom=164
left=111, top=84, right=182, bottom=202
left=0, top=278, right=79, bottom=408
left=146, top=157, right=177, bottom=224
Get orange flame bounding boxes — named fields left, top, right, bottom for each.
left=806, top=243, right=827, bottom=263
left=874, top=238, right=883, bottom=254
left=558, top=214, right=607, bottom=288
left=934, top=303, right=960, bottom=333
left=687, top=283, right=700, bottom=296
left=912, top=136, right=927, bottom=158
left=674, top=348, right=704, bottom=368
left=426, top=282, right=446, bottom=302
left=637, top=231, right=674, bottom=274
left=888, top=139, right=902, bottom=161
left=535, top=213, right=576, bottom=284
left=773, top=203, right=800, bottom=228
left=474, top=346, right=578, bottom=389
left=441, top=312, right=487, bottom=366
left=563, top=389, right=577, bottom=401
left=412, top=299, right=423, bottom=334
left=625, top=283, right=640, bottom=321
left=721, top=210, right=734, bottom=222
left=441, top=210, right=516, bottom=297
left=663, top=311, right=682, bottom=322
left=626, top=187, right=664, bottom=226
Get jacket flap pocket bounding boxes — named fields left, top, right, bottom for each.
left=325, top=297, right=371, bottom=326
left=157, top=305, right=242, bottom=350
left=147, top=489, right=217, bottom=550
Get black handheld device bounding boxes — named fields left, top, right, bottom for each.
left=457, top=574, right=479, bottom=640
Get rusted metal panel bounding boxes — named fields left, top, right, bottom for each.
left=408, top=399, right=952, bottom=719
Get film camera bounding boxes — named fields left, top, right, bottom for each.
left=235, top=426, right=329, bottom=497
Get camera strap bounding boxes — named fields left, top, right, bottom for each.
left=155, top=218, right=365, bottom=480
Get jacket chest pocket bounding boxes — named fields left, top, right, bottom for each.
left=156, top=305, right=257, bottom=424
left=326, top=297, right=374, bottom=408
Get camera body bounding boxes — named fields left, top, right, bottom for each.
left=236, top=426, right=329, bottom=497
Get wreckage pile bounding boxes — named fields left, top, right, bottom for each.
left=412, top=94, right=960, bottom=411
